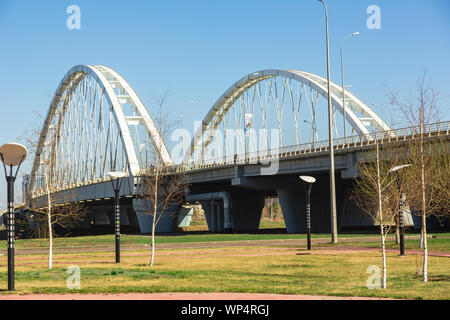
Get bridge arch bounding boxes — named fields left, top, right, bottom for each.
left=28, top=64, right=172, bottom=201
left=183, top=69, right=391, bottom=164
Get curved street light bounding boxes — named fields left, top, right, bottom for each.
left=299, top=175, right=316, bottom=250
left=389, top=163, right=412, bottom=256
left=0, top=143, right=28, bottom=291
left=108, top=171, right=127, bottom=263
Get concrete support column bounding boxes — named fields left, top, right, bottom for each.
left=216, top=202, right=224, bottom=233
left=278, top=176, right=336, bottom=234
left=277, top=175, right=344, bottom=233
left=200, top=200, right=214, bottom=232
left=133, top=199, right=179, bottom=233
left=223, top=199, right=232, bottom=233
left=187, top=192, right=232, bottom=233
left=277, top=188, right=306, bottom=234
left=230, top=192, right=265, bottom=231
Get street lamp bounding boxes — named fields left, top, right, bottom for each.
left=389, top=164, right=411, bottom=256
left=340, top=32, right=359, bottom=141
left=316, top=0, right=338, bottom=243
left=0, top=143, right=28, bottom=291
left=299, top=175, right=316, bottom=250
left=108, top=171, right=127, bottom=263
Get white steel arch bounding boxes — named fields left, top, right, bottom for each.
left=183, top=69, right=391, bottom=164
left=28, top=64, right=172, bottom=200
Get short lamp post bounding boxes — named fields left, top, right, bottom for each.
left=0, top=143, right=28, bottom=291
left=389, top=164, right=411, bottom=256
left=299, top=175, right=316, bottom=250
left=108, top=171, right=126, bottom=263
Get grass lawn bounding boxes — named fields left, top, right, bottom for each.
left=0, top=245, right=448, bottom=299
left=316, top=235, right=450, bottom=252
left=0, top=232, right=410, bottom=250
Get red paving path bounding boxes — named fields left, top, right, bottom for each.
left=0, top=292, right=396, bottom=300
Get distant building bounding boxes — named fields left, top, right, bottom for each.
left=22, top=174, right=30, bottom=204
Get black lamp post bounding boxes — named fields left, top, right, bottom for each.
left=389, top=164, right=411, bottom=256
left=108, top=171, right=126, bottom=263
left=299, top=175, right=316, bottom=250
left=0, top=143, right=28, bottom=291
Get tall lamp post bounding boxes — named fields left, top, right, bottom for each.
left=317, top=0, right=338, bottom=243
left=340, top=32, right=359, bottom=141
left=0, top=143, right=28, bottom=291
left=299, top=175, right=316, bottom=250
left=389, top=164, right=411, bottom=256
left=108, top=171, right=126, bottom=263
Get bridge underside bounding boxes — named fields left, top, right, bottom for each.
left=187, top=171, right=377, bottom=234
left=29, top=145, right=420, bottom=235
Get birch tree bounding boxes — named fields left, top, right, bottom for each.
left=137, top=94, right=187, bottom=266
left=352, top=143, right=403, bottom=289
left=389, top=71, right=448, bottom=282
left=19, top=112, right=86, bottom=269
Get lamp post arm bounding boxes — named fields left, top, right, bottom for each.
left=0, top=153, right=7, bottom=178
left=13, top=156, right=26, bottom=179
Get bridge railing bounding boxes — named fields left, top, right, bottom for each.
left=174, top=121, right=450, bottom=172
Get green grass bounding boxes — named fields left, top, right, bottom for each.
left=2, top=229, right=449, bottom=250
left=0, top=233, right=400, bottom=250
left=0, top=246, right=448, bottom=299
left=316, top=235, right=450, bottom=252
left=258, top=219, right=286, bottom=229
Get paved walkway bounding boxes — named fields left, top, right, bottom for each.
left=0, top=292, right=397, bottom=300
left=1, top=236, right=448, bottom=258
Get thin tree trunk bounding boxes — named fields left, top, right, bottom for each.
left=150, top=219, right=156, bottom=266
left=45, top=170, right=53, bottom=270
left=150, top=173, right=159, bottom=267
left=420, top=108, right=427, bottom=282
left=376, top=143, right=386, bottom=288
left=380, top=227, right=387, bottom=289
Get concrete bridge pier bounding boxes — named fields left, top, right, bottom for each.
left=230, top=191, right=265, bottom=232
left=133, top=199, right=180, bottom=233
left=200, top=200, right=226, bottom=233
left=277, top=175, right=345, bottom=234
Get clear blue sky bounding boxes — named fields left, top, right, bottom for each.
left=0, top=0, right=449, bottom=207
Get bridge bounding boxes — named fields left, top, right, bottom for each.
left=25, top=65, right=450, bottom=234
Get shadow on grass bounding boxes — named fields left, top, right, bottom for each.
left=428, top=275, right=450, bottom=282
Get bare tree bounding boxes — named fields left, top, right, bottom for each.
left=352, top=143, right=403, bottom=289
left=18, top=112, right=86, bottom=269
left=137, top=93, right=187, bottom=266
left=389, top=71, right=448, bottom=282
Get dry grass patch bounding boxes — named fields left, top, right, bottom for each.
left=0, top=246, right=448, bottom=299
